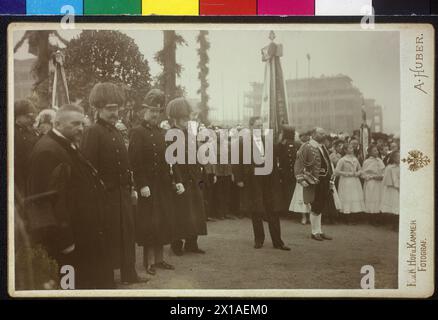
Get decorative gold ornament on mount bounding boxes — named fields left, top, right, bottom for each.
left=402, top=150, right=431, bottom=171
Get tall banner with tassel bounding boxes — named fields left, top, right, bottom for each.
left=260, top=31, right=289, bottom=142
left=360, top=103, right=371, bottom=161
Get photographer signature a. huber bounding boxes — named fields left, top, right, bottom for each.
left=409, top=33, right=429, bottom=95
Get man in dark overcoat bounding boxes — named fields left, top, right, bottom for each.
left=26, top=104, right=113, bottom=289
left=80, top=82, right=143, bottom=284
left=128, top=89, right=175, bottom=276
left=14, top=99, right=39, bottom=199
left=233, top=116, right=290, bottom=250
left=166, top=98, right=207, bottom=256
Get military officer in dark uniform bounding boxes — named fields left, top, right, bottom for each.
left=14, top=99, right=39, bottom=199
left=80, top=82, right=144, bottom=284
left=129, top=89, right=176, bottom=276
left=166, top=98, right=207, bottom=256
left=277, top=125, right=300, bottom=214
left=27, top=104, right=114, bottom=289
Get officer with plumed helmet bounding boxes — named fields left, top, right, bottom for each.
left=166, top=97, right=208, bottom=256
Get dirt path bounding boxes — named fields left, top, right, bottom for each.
left=118, top=217, right=398, bottom=290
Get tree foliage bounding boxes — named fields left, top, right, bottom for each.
left=64, top=30, right=151, bottom=110
left=196, top=30, right=210, bottom=125
left=14, top=31, right=69, bottom=110
left=154, top=31, right=187, bottom=102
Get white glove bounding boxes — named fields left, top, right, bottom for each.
left=237, top=181, right=244, bottom=188
left=175, top=183, right=185, bottom=195
left=61, top=244, right=75, bottom=254
left=140, top=186, right=151, bottom=198
left=300, top=180, right=309, bottom=188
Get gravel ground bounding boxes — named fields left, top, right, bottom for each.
left=118, top=216, right=398, bottom=290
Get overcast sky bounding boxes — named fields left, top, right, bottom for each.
left=14, top=28, right=400, bottom=134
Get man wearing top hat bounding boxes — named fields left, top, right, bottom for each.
left=80, top=82, right=144, bottom=284
left=166, top=97, right=207, bottom=256
left=128, top=89, right=176, bottom=276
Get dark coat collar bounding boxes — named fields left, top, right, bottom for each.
left=47, top=130, right=76, bottom=153
left=15, top=122, right=36, bottom=133
left=141, top=120, right=156, bottom=130
left=47, top=130, right=102, bottom=179
left=96, top=117, right=117, bottom=131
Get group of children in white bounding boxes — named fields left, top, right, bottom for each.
left=290, top=142, right=400, bottom=226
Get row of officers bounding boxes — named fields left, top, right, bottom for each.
left=15, top=83, right=298, bottom=289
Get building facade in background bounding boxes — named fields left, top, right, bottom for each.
left=243, top=82, right=263, bottom=126
left=363, top=98, right=384, bottom=133
left=244, top=75, right=384, bottom=135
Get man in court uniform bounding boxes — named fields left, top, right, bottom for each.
left=294, top=127, right=334, bottom=241
left=27, top=104, right=113, bottom=289
left=166, top=97, right=208, bottom=256
left=80, top=82, right=144, bottom=284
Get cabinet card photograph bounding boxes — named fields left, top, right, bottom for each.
left=7, top=22, right=434, bottom=298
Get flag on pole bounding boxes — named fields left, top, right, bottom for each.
left=260, top=31, right=289, bottom=142
left=360, top=103, right=371, bottom=161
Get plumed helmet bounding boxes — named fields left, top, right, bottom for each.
left=142, top=89, right=165, bottom=111
left=166, top=97, right=193, bottom=120
left=36, top=108, right=56, bottom=126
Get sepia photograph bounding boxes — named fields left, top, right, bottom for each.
left=7, top=22, right=434, bottom=297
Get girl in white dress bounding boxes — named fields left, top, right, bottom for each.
left=380, top=151, right=400, bottom=230
left=335, top=143, right=365, bottom=221
left=289, top=182, right=311, bottom=225
left=361, top=145, right=385, bottom=223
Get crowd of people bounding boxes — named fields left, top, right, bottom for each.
left=289, top=129, right=400, bottom=229
left=14, top=82, right=400, bottom=290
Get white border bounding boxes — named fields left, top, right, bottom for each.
left=7, top=22, right=435, bottom=298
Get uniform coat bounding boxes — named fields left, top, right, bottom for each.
left=128, top=121, right=175, bottom=246
left=80, top=118, right=136, bottom=280
left=294, top=139, right=334, bottom=215
left=201, top=163, right=217, bottom=218
left=171, top=129, right=207, bottom=240
left=26, top=130, right=113, bottom=289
